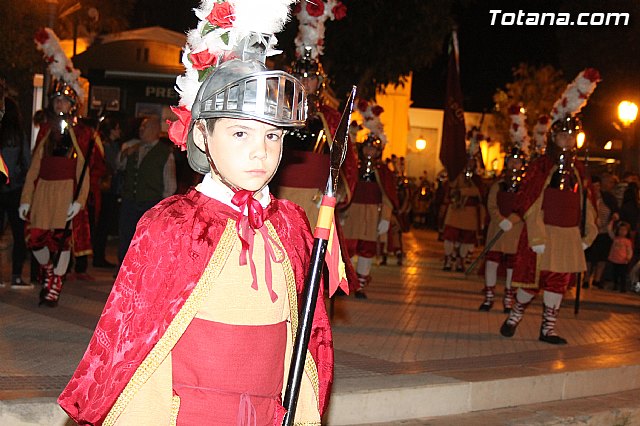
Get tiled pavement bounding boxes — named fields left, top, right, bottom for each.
left=1, top=229, right=639, bottom=425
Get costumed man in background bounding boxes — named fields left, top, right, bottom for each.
left=442, top=128, right=486, bottom=272
left=342, top=101, right=399, bottom=298
left=59, top=1, right=334, bottom=424
left=20, top=28, right=92, bottom=307
left=382, top=155, right=411, bottom=266
left=274, top=0, right=359, bottom=293
left=500, top=69, right=600, bottom=344
left=479, top=106, right=528, bottom=312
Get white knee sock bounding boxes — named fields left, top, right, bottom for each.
left=505, top=268, right=513, bottom=289
left=542, top=290, right=563, bottom=309
left=459, top=243, right=473, bottom=259
left=356, top=256, right=374, bottom=276
left=443, top=240, right=454, bottom=256
left=485, top=261, right=498, bottom=288
left=516, top=288, right=535, bottom=304
left=33, top=247, right=51, bottom=265
left=54, top=251, right=70, bottom=276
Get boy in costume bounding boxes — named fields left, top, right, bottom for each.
left=500, top=69, right=600, bottom=344
left=479, top=106, right=528, bottom=312
left=58, top=1, right=333, bottom=424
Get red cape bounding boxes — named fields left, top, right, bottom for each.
left=58, top=189, right=334, bottom=425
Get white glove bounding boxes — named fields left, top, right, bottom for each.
left=582, top=241, right=589, bottom=250
left=377, top=219, right=390, bottom=235
left=498, top=218, right=513, bottom=232
left=531, top=244, right=546, bottom=254
left=66, top=201, right=82, bottom=221
left=18, top=203, right=30, bottom=220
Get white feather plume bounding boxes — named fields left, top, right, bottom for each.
left=508, top=106, right=530, bottom=155
left=294, top=0, right=347, bottom=59
left=35, top=28, right=84, bottom=98
left=551, top=68, right=601, bottom=122
left=174, top=0, right=297, bottom=114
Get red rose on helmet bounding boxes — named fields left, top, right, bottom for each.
left=35, top=28, right=49, bottom=44
left=167, top=105, right=192, bottom=151
left=207, top=2, right=235, bottom=28
left=582, top=68, right=601, bottom=83
left=332, top=2, right=347, bottom=20
left=189, top=49, right=219, bottom=71
left=306, top=0, right=325, bottom=17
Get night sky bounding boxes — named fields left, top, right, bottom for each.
left=130, top=0, right=639, bottom=147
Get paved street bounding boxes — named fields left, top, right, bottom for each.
left=1, top=228, right=639, bottom=424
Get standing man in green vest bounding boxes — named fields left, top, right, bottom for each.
left=117, top=115, right=176, bottom=266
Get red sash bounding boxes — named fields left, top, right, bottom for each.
left=39, top=157, right=76, bottom=181
left=277, top=151, right=329, bottom=188
left=542, top=188, right=580, bottom=227
left=497, top=191, right=516, bottom=217
left=172, top=319, right=287, bottom=425
left=352, top=181, right=382, bottom=204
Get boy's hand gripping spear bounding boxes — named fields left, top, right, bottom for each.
left=282, top=86, right=356, bottom=425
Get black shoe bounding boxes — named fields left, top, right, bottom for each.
left=478, top=301, right=493, bottom=312
left=355, top=290, right=368, bottom=299
left=581, top=282, right=589, bottom=289
left=500, top=320, right=517, bottom=337
left=455, top=265, right=464, bottom=272
left=593, top=281, right=603, bottom=289
left=93, top=259, right=116, bottom=269
left=442, top=265, right=452, bottom=271
left=539, top=333, right=567, bottom=345
left=10, top=277, right=34, bottom=290
left=503, top=307, right=512, bottom=314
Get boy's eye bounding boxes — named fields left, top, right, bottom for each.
left=233, top=131, right=246, bottom=138
left=266, top=132, right=283, bottom=141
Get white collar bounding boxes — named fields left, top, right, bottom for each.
left=196, top=173, right=271, bottom=214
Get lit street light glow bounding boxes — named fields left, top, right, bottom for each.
left=618, top=100, right=638, bottom=127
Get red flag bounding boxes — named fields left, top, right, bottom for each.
left=439, top=30, right=467, bottom=181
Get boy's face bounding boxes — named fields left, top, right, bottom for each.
left=195, top=118, right=284, bottom=192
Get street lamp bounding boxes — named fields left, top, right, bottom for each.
left=576, top=131, right=586, bottom=149
left=617, top=100, right=638, bottom=172
left=618, top=101, right=638, bottom=127
left=415, top=136, right=427, bottom=151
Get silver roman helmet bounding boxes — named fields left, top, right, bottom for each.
left=186, top=32, right=308, bottom=174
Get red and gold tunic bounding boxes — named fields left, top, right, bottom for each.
left=512, top=155, right=597, bottom=289
left=58, top=189, right=333, bottom=425
left=21, top=121, right=93, bottom=255
left=443, top=174, right=486, bottom=233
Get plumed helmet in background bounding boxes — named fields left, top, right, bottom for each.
left=549, top=68, right=600, bottom=138
left=506, top=104, right=530, bottom=161
left=167, top=0, right=307, bottom=175
left=291, top=0, right=347, bottom=103
left=35, top=28, right=84, bottom=112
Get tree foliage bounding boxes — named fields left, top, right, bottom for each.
left=493, top=63, right=566, bottom=148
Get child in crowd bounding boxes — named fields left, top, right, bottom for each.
left=57, top=1, right=333, bottom=424
left=608, top=220, right=633, bottom=293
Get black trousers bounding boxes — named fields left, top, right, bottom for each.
left=0, top=189, right=27, bottom=276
